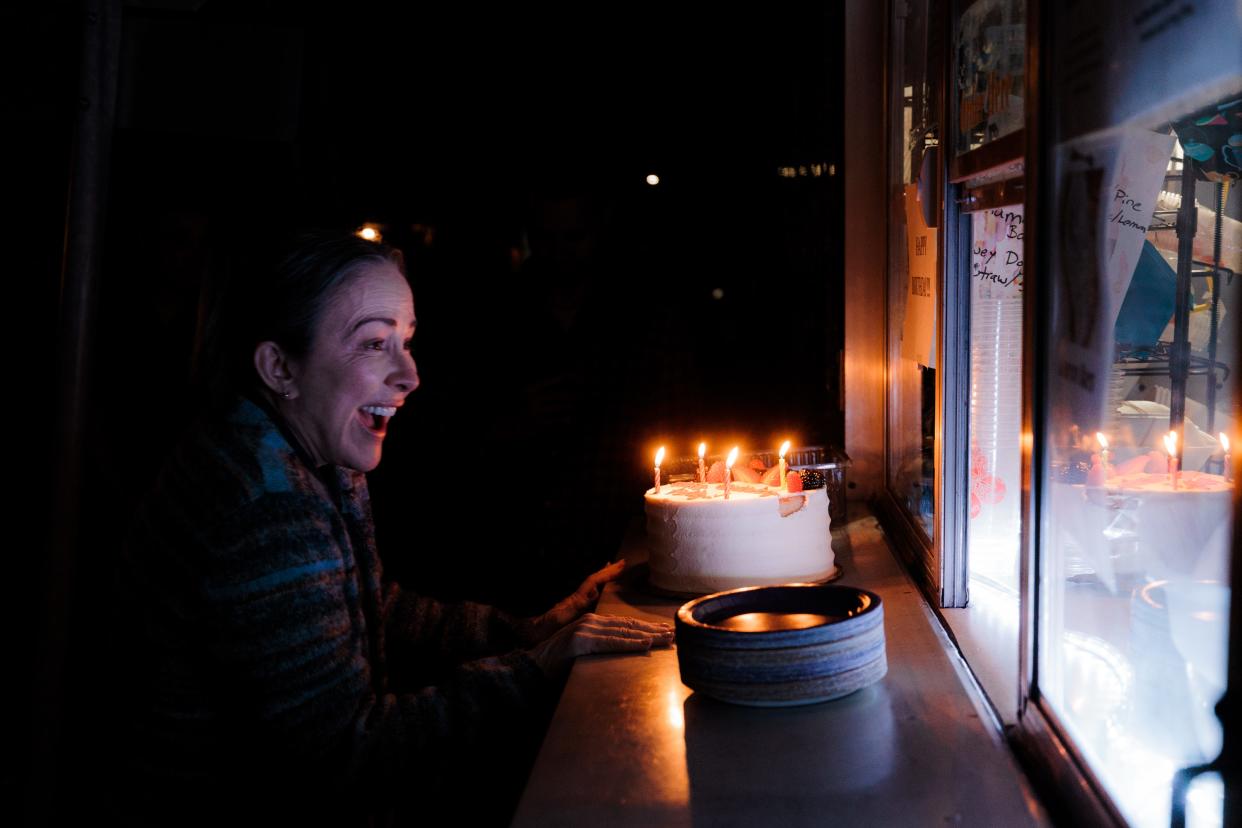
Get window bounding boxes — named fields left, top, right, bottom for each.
left=1030, top=4, right=1240, bottom=822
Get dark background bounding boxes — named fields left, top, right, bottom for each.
left=11, top=0, right=844, bottom=822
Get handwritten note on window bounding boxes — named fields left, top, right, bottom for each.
left=971, top=206, right=1024, bottom=300
left=1103, top=128, right=1176, bottom=328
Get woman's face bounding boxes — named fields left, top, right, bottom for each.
left=283, top=260, right=419, bottom=472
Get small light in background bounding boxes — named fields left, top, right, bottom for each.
left=356, top=224, right=382, bottom=242
left=777, top=161, right=836, bottom=178
left=711, top=287, right=724, bottom=301
left=411, top=223, right=436, bottom=247
left=646, top=173, right=660, bottom=186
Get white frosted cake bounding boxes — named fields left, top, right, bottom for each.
left=644, top=481, right=835, bottom=594
left=1053, top=470, right=1233, bottom=587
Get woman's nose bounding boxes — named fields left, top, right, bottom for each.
left=390, top=352, right=419, bottom=394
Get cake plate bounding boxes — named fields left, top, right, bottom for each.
left=639, top=563, right=844, bottom=600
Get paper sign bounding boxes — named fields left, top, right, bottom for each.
left=1103, top=128, right=1177, bottom=328
left=1049, top=134, right=1118, bottom=438
left=971, top=206, right=1024, bottom=300
left=901, top=183, right=938, bottom=367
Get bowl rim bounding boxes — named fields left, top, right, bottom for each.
left=676, top=582, right=882, bottom=633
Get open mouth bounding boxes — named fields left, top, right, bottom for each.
left=358, top=405, right=397, bottom=436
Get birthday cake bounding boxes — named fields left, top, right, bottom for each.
left=644, top=478, right=835, bottom=594
left=1054, top=465, right=1233, bottom=586
left=1090, top=469, right=1231, bottom=494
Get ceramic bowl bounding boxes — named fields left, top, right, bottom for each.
left=675, top=583, right=886, bottom=706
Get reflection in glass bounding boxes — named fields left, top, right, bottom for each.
left=1039, top=90, right=1238, bottom=826
left=887, top=0, right=937, bottom=537
left=954, top=0, right=1025, bottom=155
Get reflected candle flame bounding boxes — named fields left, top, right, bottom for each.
left=724, top=446, right=739, bottom=500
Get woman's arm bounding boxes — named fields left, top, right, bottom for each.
left=381, top=559, right=627, bottom=659
left=196, top=491, right=549, bottom=791
left=382, top=584, right=531, bottom=659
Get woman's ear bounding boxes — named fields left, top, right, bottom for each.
left=254, top=341, right=297, bottom=399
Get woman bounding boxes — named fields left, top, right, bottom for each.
left=115, top=232, right=671, bottom=825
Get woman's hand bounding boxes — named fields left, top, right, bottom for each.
left=523, top=560, right=628, bottom=643
left=527, top=613, right=674, bottom=678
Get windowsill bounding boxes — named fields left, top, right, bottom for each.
left=940, top=578, right=1021, bottom=726
left=512, top=506, right=1049, bottom=825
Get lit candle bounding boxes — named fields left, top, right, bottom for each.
left=1221, top=433, right=1231, bottom=481
left=1095, top=432, right=1110, bottom=476
left=653, top=446, right=665, bottom=493
left=698, top=442, right=707, bottom=484
left=1163, top=431, right=1179, bottom=490
left=724, top=446, right=739, bottom=500
left=778, top=440, right=791, bottom=491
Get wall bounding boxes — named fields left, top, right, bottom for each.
left=843, top=0, right=887, bottom=499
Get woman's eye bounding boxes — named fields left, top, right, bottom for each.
left=365, top=340, right=384, bottom=351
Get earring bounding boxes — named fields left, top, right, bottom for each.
left=281, top=390, right=292, bottom=400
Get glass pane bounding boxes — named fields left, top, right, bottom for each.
left=968, top=205, right=1023, bottom=595
left=953, top=0, right=1025, bottom=156
left=887, top=0, right=937, bottom=537
left=1037, top=6, right=1240, bottom=820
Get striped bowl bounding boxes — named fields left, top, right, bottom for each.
left=675, top=583, right=887, bottom=706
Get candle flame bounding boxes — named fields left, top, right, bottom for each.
left=1221, top=433, right=1230, bottom=453
left=698, top=442, right=706, bottom=459
left=1096, top=432, right=1108, bottom=450
left=779, top=440, right=791, bottom=459
left=1163, top=433, right=1177, bottom=456
left=726, top=446, right=739, bottom=468
left=655, top=446, right=665, bottom=468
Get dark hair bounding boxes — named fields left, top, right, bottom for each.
left=196, top=230, right=406, bottom=409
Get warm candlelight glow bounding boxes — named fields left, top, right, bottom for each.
left=1221, top=433, right=1230, bottom=453
left=1164, top=432, right=1179, bottom=490
left=697, top=442, right=707, bottom=483
left=724, top=446, right=739, bottom=500
left=665, top=688, right=684, bottom=730
left=1096, top=432, right=1108, bottom=450
left=779, top=440, right=791, bottom=491
left=356, top=224, right=382, bottom=242
left=653, top=446, right=665, bottom=492
left=1096, top=432, right=1110, bottom=475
